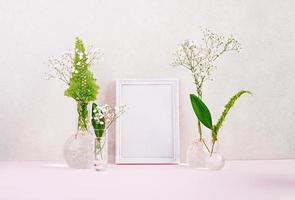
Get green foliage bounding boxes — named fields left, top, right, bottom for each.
left=190, top=94, right=213, bottom=130
left=211, top=90, right=252, bottom=141
left=77, top=102, right=88, bottom=132
left=190, top=90, right=252, bottom=143
left=64, top=37, right=99, bottom=102
left=91, top=103, right=105, bottom=138
left=64, top=38, right=100, bottom=131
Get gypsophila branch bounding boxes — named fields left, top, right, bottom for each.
left=46, top=45, right=103, bottom=86
left=171, top=28, right=241, bottom=96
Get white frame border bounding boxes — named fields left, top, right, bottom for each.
left=115, top=79, right=179, bottom=164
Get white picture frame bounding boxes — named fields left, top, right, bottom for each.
left=116, top=79, right=179, bottom=164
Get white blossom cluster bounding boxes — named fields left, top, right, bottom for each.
left=46, top=45, right=103, bottom=85
left=92, top=104, right=127, bottom=129
left=46, top=51, right=73, bottom=85
left=171, top=28, right=241, bottom=97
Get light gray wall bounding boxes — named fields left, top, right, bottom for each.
left=0, top=0, right=294, bottom=161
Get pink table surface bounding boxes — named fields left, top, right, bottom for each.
left=0, top=160, right=295, bottom=200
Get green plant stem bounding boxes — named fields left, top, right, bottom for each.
left=77, top=102, right=88, bottom=132
left=195, top=91, right=210, bottom=152
left=96, top=137, right=106, bottom=160
left=202, top=138, right=210, bottom=153
left=197, top=120, right=202, bottom=140
left=210, top=130, right=218, bottom=156
left=197, top=91, right=203, bottom=140
left=210, top=140, right=216, bottom=157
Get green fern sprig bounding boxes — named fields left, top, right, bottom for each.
left=212, top=90, right=252, bottom=142
left=64, top=37, right=99, bottom=102
left=64, top=38, right=99, bottom=131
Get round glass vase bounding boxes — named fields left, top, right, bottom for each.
left=63, top=102, right=95, bottom=169
left=63, top=130, right=95, bottom=169
left=186, top=139, right=209, bottom=168
left=205, top=141, right=225, bottom=170
left=93, top=129, right=108, bottom=171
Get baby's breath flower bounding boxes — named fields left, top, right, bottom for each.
left=46, top=44, right=103, bottom=85
left=93, top=104, right=127, bottom=130
left=171, top=28, right=241, bottom=97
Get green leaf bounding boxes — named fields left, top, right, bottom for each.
left=190, top=94, right=213, bottom=130
left=91, top=102, right=105, bottom=138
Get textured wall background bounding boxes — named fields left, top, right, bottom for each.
left=0, top=0, right=294, bottom=161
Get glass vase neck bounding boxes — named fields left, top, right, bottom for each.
left=211, top=140, right=220, bottom=154
left=77, top=102, right=90, bottom=133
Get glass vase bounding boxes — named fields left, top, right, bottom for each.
left=205, top=141, right=225, bottom=170
left=63, top=130, right=94, bottom=169
left=94, top=129, right=108, bottom=171
left=63, top=102, right=94, bottom=169
left=186, top=139, right=209, bottom=168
